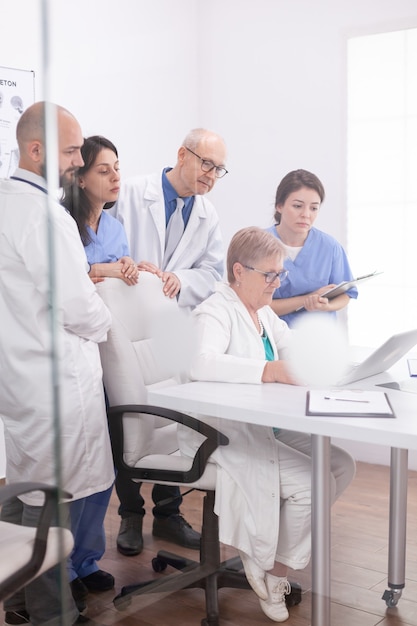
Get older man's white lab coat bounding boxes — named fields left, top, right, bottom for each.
left=0, top=170, right=114, bottom=505
left=111, top=172, right=224, bottom=308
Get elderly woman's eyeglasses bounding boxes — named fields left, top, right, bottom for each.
left=185, top=147, right=228, bottom=178
left=244, top=265, right=289, bottom=284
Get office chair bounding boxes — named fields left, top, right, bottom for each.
left=0, top=481, right=74, bottom=602
left=97, top=274, right=301, bottom=626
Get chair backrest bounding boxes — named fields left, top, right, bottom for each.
left=97, top=273, right=194, bottom=465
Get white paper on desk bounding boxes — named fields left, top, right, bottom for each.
left=377, top=378, right=417, bottom=395
left=306, top=389, right=395, bottom=417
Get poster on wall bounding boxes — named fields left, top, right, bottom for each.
left=0, top=66, right=35, bottom=179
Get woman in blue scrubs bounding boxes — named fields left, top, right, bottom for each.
left=265, top=169, right=357, bottom=327
left=64, top=135, right=139, bottom=285
left=62, top=135, right=139, bottom=609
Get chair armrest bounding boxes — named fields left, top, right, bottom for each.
left=0, top=482, right=72, bottom=541
left=0, top=482, right=72, bottom=602
left=0, top=482, right=70, bottom=506
left=107, top=404, right=229, bottom=484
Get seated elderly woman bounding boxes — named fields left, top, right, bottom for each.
left=178, top=226, right=355, bottom=623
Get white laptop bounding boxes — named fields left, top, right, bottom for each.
left=338, top=328, right=417, bottom=386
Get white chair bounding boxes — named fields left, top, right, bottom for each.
left=97, top=274, right=254, bottom=626
left=97, top=274, right=301, bottom=625
left=0, top=482, right=74, bottom=602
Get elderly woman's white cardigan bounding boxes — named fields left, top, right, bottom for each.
left=178, top=283, right=293, bottom=570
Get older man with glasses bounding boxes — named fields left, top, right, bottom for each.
left=110, top=127, right=227, bottom=557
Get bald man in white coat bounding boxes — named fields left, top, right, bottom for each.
left=0, top=102, right=113, bottom=626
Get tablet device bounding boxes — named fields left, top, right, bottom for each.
left=320, top=271, right=383, bottom=300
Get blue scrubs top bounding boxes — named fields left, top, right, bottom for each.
left=265, top=225, right=358, bottom=327
left=84, top=210, right=130, bottom=264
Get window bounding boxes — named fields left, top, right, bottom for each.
left=347, top=28, right=417, bottom=346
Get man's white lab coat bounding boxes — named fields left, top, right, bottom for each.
left=0, top=170, right=114, bottom=505
left=112, top=172, right=224, bottom=308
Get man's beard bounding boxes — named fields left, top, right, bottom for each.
left=40, top=161, right=78, bottom=187
left=59, top=168, right=77, bottom=187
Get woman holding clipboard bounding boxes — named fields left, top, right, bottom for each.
left=265, top=169, right=357, bottom=327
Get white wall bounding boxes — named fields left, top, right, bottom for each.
left=1, top=0, right=417, bottom=475
left=200, top=0, right=417, bottom=248
left=2, top=0, right=416, bottom=242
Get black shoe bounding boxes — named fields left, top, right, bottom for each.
left=74, top=616, right=102, bottom=625
left=70, top=577, right=89, bottom=612
left=80, top=570, right=115, bottom=592
left=116, top=514, right=144, bottom=556
left=4, top=611, right=30, bottom=625
left=152, top=514, right=201, bottom=550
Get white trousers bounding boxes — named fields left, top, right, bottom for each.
left=274, top=430, right=356, bottom=569
left=179, top=419, right=356, bottom=571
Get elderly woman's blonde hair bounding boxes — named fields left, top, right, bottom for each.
left=227, top=226, right=285, bottom=284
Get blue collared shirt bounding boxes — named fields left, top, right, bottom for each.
left=162, top=167, right=194, bottom=228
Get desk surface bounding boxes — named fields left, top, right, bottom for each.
left=148, top=357, right=417, bottom=451
left=149, top=351, right=417, bottom=626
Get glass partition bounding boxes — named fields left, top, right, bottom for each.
left=3, top=2, right=417, bottom=625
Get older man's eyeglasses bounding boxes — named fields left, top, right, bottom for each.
left=185, top=147, right=228, bottom=178
left=244, top=265, right=289, bottom=284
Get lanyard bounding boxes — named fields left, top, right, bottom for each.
left=10, top=176, right=48, bottom=194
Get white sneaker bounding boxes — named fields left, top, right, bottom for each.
left=259, top=574, right=291, bottom=622
left=238, top=550, right=268, bottom=600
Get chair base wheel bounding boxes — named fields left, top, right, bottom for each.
left=287, top=581, right=302, bottom=607
left=113, top=593, right=132, bottom=611
left=152, top=556, right=168, bottom=572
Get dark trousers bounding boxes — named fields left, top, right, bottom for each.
left=115, top=472, right=182, bottom=519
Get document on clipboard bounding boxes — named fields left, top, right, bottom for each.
left=295, top=270, right=382, bottom=312
left=306, top=389, right=395, bottom=418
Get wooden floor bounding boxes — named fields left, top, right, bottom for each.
left=3, top=461, right=417, bottom=625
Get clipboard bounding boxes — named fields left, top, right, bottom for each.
left=306, top=389, right=395, bottom=418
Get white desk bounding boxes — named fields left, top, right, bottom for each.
left=149, top=356, right=417, bottom=626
